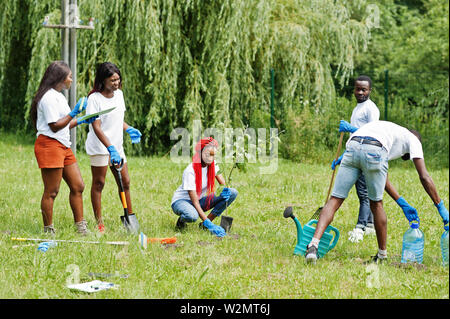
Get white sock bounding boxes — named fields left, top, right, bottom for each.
left=377, top=249, right=387, bottom=259
left=309, top=237, right=320, bottom=248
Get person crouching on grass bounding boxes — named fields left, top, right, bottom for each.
left=30, top=61, right=98, bottom=235
left=305, top=120, right=449, bottom=264
left=171, top=137, right=238, bottom=237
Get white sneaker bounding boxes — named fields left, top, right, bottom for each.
left=348, top=228, right=364, bottom=243
left=364, top=226, right=376, bottom=236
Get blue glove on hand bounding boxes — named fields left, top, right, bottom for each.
left=76, top=115, right=98, bottom=126
left=221, top=187, right=231, bottom=201
left=202, top=219, right=226, bottom=237
left=396, top=197, right=419, bottom=222
left=126, top=126, right=142, bottom=144
left=107, top=145, right=121, bottom=165
left=69, top=97, right=87, bottom=118
left=331, top=153, right=344, bottom=170
left=435, top=200, right=449, bottom=229
left=339, top=120, right=358, bottom=133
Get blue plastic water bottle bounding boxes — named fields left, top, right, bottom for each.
left=441, top=228, right=449, bottom=267
left=401, top=221, right=424, bottom=264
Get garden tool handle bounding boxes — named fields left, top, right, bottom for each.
left=325, top=132, right=344, bottom=204
left=113, top=158, right=125, bottom=172
left=112, top=158, right=129, bottom=219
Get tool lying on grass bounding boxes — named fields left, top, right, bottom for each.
left=283, top=206, right=340, bottom=258
left=310, top=132, right=344, bottom=221
left=112, top=159, right=140, bottom=234
left=11, top=237, right=129, bottom=246
left=139, top=232, right=177, bottom=249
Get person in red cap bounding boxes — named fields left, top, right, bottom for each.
left=171, top=137, right=238, bottom=237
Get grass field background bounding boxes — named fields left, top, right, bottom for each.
left=0, top=132, right=448, bottom=299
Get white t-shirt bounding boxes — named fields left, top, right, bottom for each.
left=349, top=121, right=424, bottom=161
left=350, top=99, right=380, bottom=128
left=85, top=89, right=126, bottom=156
left=171, top=162, right=220, bottom=204
left=36, top=88, right=72, bottom=147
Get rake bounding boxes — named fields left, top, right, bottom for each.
left=309, top=132, right=344, bottom=221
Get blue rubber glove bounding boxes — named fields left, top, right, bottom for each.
left=396, top=197, right=419, bottom=223
left=221, top=187, right=231, bottom=201
left=68, top=97, right=88, bottom=118
left=339, top=120, right=358, bottom=133
left=107, top=145, right=121, bottom=165
left=435, top=200, right=449, bottom=230
left=76, top=115, right=98, bottom=126
left=126, top=126, right=142, bottom=144
left=37, top=241, right=57, bottom=252
left=331, top=153, right=344, bottom=170
left=202, top=219, right=226, bottom=237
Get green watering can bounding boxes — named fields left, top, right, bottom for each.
left=283, top=206, right=340, bottom=258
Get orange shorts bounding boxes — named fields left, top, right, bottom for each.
left=34, top=134, right=77, bottom=168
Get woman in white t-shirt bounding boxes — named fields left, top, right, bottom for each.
left=84, top=62, right=142, bottom=233
left=30, top=61, right=97, bottom=235
left=171, top=137, right=238, bottom=237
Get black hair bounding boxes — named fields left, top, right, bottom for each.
left=355, top=75, right=372, bottom=89
left=88, top=62, right=122, bottom=96
left=30, top=61, right=72, bottom=129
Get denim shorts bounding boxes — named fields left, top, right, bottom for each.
left=332, top=139, right=388, bottom=202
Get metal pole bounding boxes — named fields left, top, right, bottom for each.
left=270, top=69, right=275, bottom=128
left=69, top=0, right=77, bottom=153
left=61, top=0, right=69, bottom=100
left=384, top=69, right=388, bottom=121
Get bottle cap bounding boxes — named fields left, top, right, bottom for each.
left=410, top=221, right=420, bottom=229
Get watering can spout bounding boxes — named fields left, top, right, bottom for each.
left=293, top=217, right=303, bottom=244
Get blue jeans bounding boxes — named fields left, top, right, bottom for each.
left=171, top=188, right=238, bottom=222
left=355, top=174, right=374, bottom=229
left=332, top=139, right=389, bottom=202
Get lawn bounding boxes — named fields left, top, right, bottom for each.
left=0, top=132, right=448, bottom=300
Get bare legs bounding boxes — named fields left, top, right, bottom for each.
left=90, top=162, right=133, bottom=226
left=40, top=163, right=85, bottom=226
left=312, top=196, right=387, bottom=251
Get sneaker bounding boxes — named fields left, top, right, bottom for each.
left=348, top=227, right=364, bottom=243
left=364, top=254, right=388, bottom=265
left=97, top=223, right=105, bottom=234
left=75, top=220, right=90, bottom=236
left=305, top=244, right=319, bottom=264
left=175, top=217, right=186, bottom=230
left=364, top=225, right=376, bottom=236
left=43, top=224, right=56, bottom=235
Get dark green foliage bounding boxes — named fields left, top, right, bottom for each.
left=0, top=0, right=447, bottom=167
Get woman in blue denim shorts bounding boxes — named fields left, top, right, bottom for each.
left=305, top=120, right=449, bottom=264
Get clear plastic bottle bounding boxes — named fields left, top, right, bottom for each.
left=401, top=221, right=424, bottom=264
left=441, top=228, right=449, bottom=267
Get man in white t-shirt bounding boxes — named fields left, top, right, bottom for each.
left=306, top=120, right=449, bottom=264
left=332, top=75, right=380, bottom=242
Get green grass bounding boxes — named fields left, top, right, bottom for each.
left=0, top=132, right=448, bottom=299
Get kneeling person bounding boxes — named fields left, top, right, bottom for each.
left=171, top=137, right=238, bottom=237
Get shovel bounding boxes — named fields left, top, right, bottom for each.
left=219, top=163, right=236, bottom=233
left=112, top=159, right=140, bottom=234
left=309, top=132, right=344, bottom=221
